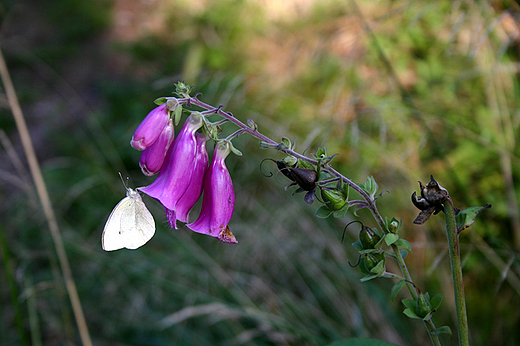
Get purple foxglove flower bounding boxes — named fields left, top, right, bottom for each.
left=139, top=119, right=175, bottom=176
left=139, top=113, right=203, bottom=225
left=174, top=132, right=209, bottom=225
left=131, top=103, right=169, bottom=150
left=188, top=141, right=237, bottom=244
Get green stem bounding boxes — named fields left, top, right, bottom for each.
left=444, top=201, right=470, bottom=346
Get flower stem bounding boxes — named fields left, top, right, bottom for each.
left=444, top=200, right=470, bottom=346
left=184, top=95, right=441, bottom=344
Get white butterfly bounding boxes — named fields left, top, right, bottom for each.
left=102, top=182, right=155, bottom=251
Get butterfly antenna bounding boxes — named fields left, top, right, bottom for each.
left=118, top=172, right=129, bottom=189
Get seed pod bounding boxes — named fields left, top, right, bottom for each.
left=359, top=226, right=381, bottom=249
left=289, top=167, right=318, bottom=191
left=416, top=292, right=433, bottom=319
left=321, top=187, right=347, bottom=210
left=364, top=253, right=385, bottom=272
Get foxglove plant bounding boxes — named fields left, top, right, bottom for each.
left=122, top=82, right=490, bottom=345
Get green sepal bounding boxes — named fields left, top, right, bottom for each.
left=229, top=142, right=243, bottom=156
left=384, top=233, right=399, bottom=246
left=359, top=227, right=381, bottom=250
left=154, top=97, right=167, bottom=105
left=455, top=204, right=492, bottom=232
left=321, top=187, right=347, bottom=211
left=403, top=308, right=421, bottom=319
left=430, top=293, right=443, bottom=310
left=173, top=102, right=183, bottom=126
left=358, top=248, right=380, bottom=254
left=358, top=258, right=370, bottom=275
left=384, top=217, right=402, bottom=234
left=391, top=280, right=406, bottom=302
left=359, top=273, right=380, bottom=282
left=259, top=141, right=278, bottom=149
left=394, top=239, right=412, bottom=253
left=283, top=156, right=298, bottom=167
left=315, top=206, right=334, bottom=219
left=280, top=137, right=292, bottom=150
left=431, top=326, right=452, bottom=336
left=402, top=299, right=416, bottom=311
left=333, top=203, right=350, bottom=218
left=174, top=81, right=192, bottom=96
left=315, top=147, right=327, bottom=159
left=352, top=240, right=364, bottom=251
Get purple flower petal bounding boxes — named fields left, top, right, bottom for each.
left=131, top=103, right=169, bottom=150
left=139, top=119, right=175, bottom=176
left=188, top=141, right=237, bottom=243
left=139, top=113, right=203, bottom=228
left=175, top=133, right=209, bottom=224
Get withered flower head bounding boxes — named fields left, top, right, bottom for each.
left=411, top=175, right=450, bottom=225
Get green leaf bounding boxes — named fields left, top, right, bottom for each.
left=430, top=293, right=444, bottom=310
left=315, top=206, right=333, bottom=219
left=391, top=280, right=406, bottom=302
left=431, top=326, right=452, bottom=336
left=400, top=250, right=408, bottom=259
left=403, top=308, right=421, bottom=319
left=384, top=233, right=399, bottom=246
left=328, top=337, right=398, bottom=346
left=455, top=204, right=491, bottom=232
left=402, top=299, right=416, bottom=311
left=315, top=147, right=327, bottom=158
left=394, top=239, right=412, bottom=253
left=297, top=159, right=315, bottom=170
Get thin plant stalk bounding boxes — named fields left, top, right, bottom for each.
left=444, top=200, right=470, bottom=346
left=185, top=94, right=442, bottom=344
left=0, top=48, right=93, bottom=346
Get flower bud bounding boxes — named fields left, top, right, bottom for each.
left=359, top=226, right=381, bottom=249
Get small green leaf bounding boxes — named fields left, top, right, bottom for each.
left=430, top=293, right=444, bottom=310
left=283, top=156, right=297, bottom=166
left=456, top=204, right=492, bottom=232
left=400, top=250, right=408, bottom=259
left=391, top=280, right=406, bottom=302
left=315, top=206, right=333, bottom=219
left=297, top=159, right=315, bottom=170
left=431, top=326, right=452, bottom=336
left=403, top=308, right=421, bottom=319
left=384, top=233, right=399, bottom=246
left=315, top=147, right=327, bottom=158
left=394, top=239, right=412, bottom=253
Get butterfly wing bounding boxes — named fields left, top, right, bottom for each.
left=120, top=192, right=155, bottom=250
left=102, top=196, right=132, bottom=251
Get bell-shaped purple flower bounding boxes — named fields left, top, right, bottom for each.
left=188, top=141, right=237, bottom=244
left=173, top=132, right=209, bottom=225
left=139, top=119, right=175, bottom=176
left=139, top=113, right=203, bottom=224
left=131, top=103, right=169, bottom=150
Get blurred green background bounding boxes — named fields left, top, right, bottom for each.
left=1, top=0, right=519, bottom=345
